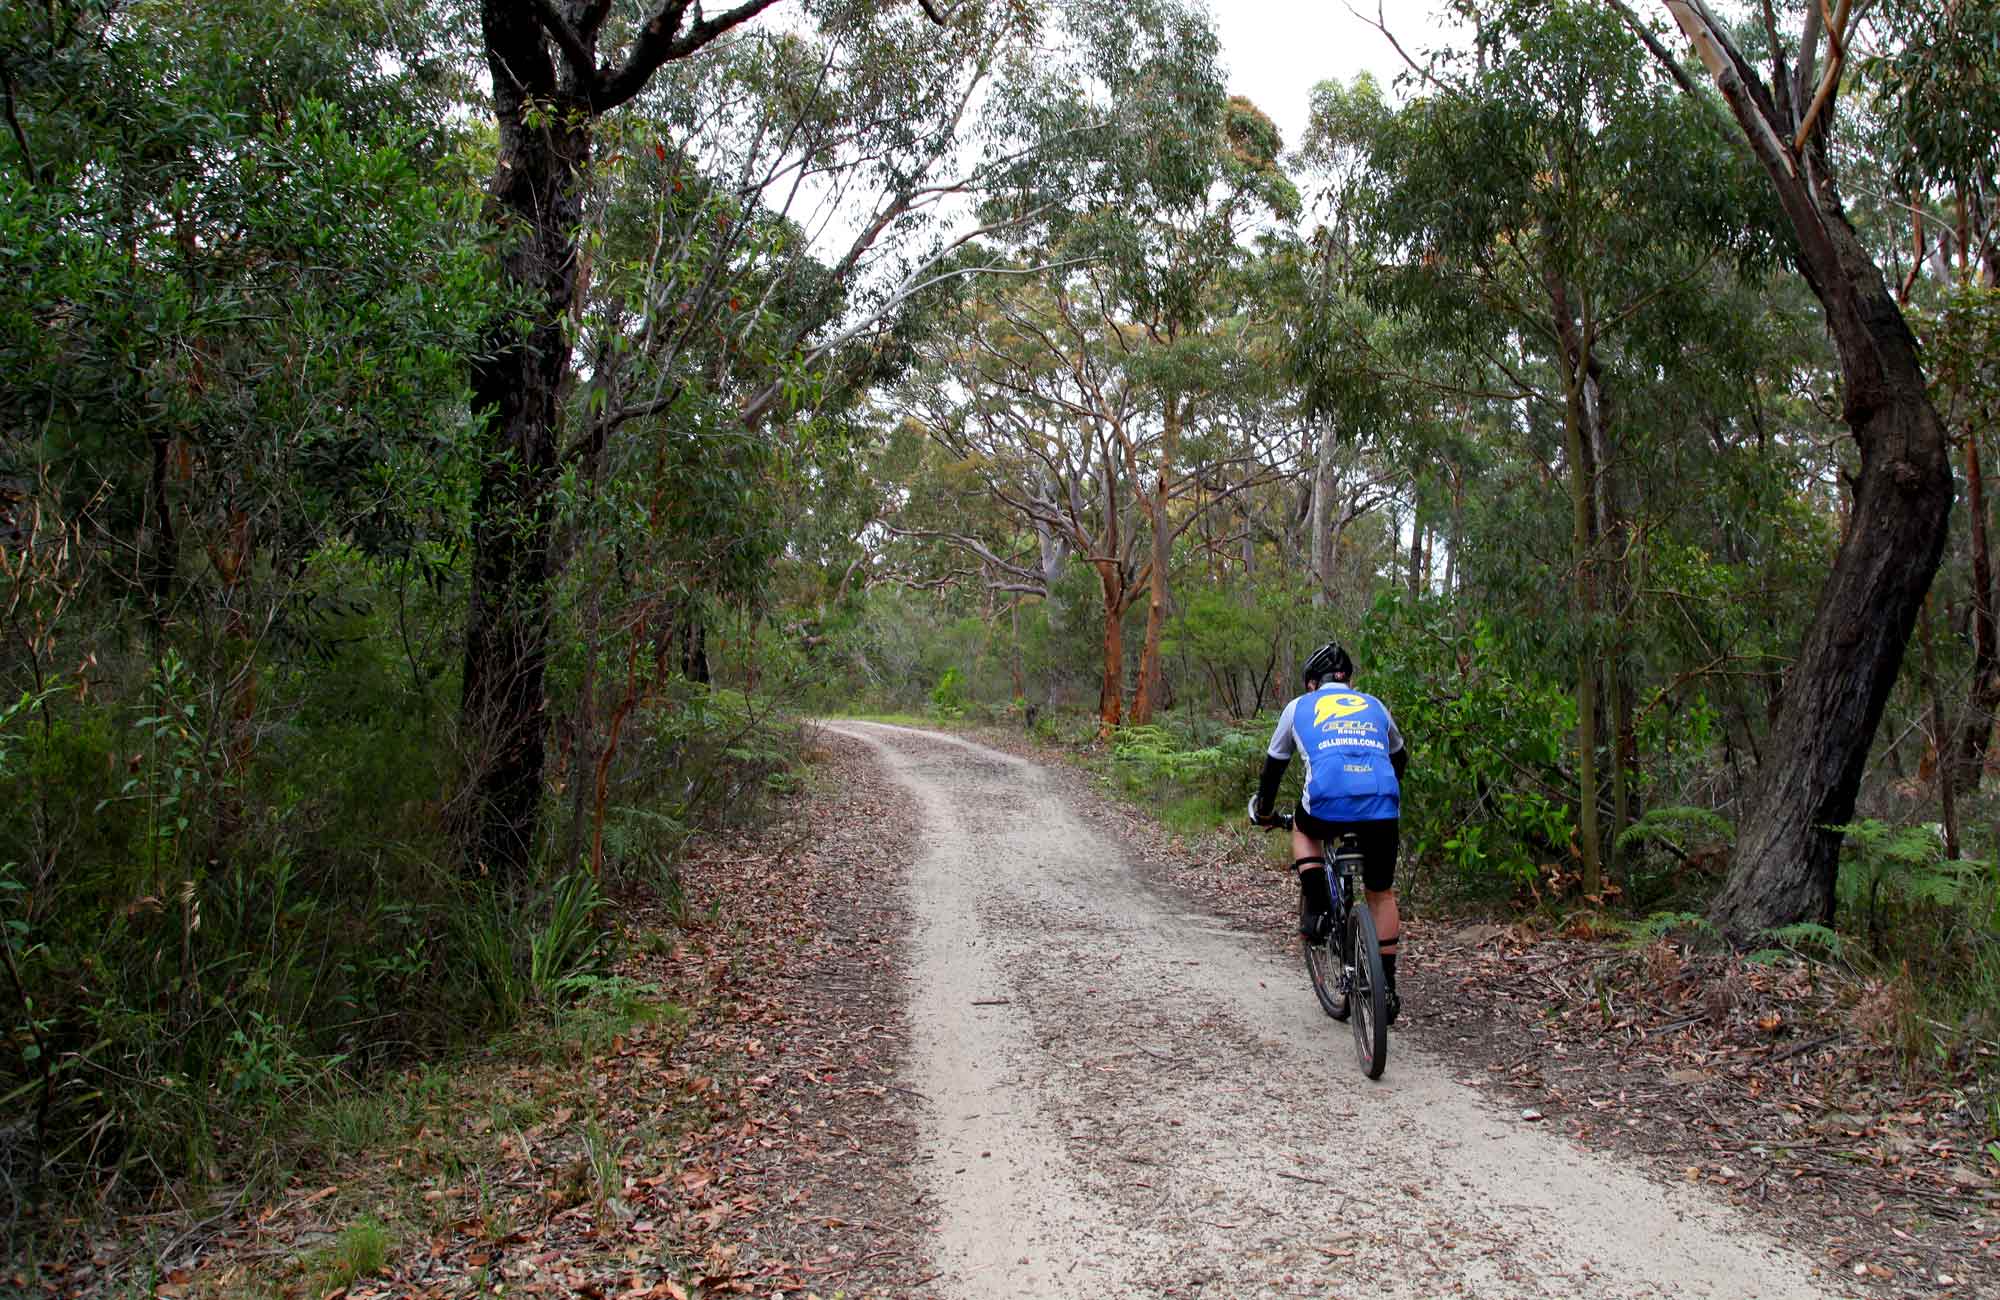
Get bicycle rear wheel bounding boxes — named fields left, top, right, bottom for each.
left=1348, top=903, right=1389, bottom=1078
left=1302, top=898, right=1347, bottom=1020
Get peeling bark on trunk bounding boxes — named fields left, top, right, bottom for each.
left=1097, top=560, right=1127, bottom=732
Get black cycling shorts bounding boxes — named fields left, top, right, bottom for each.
left=1292, top=808, right=1398, bottom=893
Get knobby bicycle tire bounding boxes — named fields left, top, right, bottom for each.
left=1348, top=902, right=1389, bottom=1079
left=1301, top=890, right=1346, bottom=1019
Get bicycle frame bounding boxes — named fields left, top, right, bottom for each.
left=1260, top=810, right=1389, bottom=1077
left=1315, top=833, right=1364, bottom=970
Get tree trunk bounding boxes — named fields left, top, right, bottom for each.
left=458, top=0, right=783, bottom=885
left=1406, top=506, right=1423, bottom=602
left=1096, top=561, right=1126, bottom=732
left=1582, top=310, right=1634, bottom=884
left=1131, top=395, right=1180, bottom=724
left=1951, top=259, right=1998, bottom=790
left=460, top=9, right=590, bottom=883
left=1642, top=2, right=1957, bottom=938
left=1310, top=420, right=1335, bottom=607
left=1550, top=270, right=1603, bottom=898
left=1919, top=603, right=1961, bottom=860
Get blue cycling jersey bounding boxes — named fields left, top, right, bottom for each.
left=1267, top=686, right=1404, bottom=822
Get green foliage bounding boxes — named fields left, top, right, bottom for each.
left=1623, top=910, right=1718, bottom=945
left=311, top=1216, right=392, bottom=1294
left=1833, top=819, right=1992, bottom=918
left=457, top=873, right=616, bottom=1026
left=1356, top=596, right=1576, bottom=894
left=1615, top=807, right=1735, bottom=902
left=929, top=667, right=970, bottom=720
left=1866, top=0, right=2000, bottom=193
left=1109, top=721, right=1271, bottom=820
left=530, top=873, right=614, bottom=997
left=1747, top=922, right=1846, bottom=966
left=537, top=977, right=680, bottom=1066
left=1162, top=589, right=1281, bottom=720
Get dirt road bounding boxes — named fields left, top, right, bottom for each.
left=824, top=721, right=1850, bottom=1300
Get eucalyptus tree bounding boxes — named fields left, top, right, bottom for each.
left=1325, top=0, right=1778, bottom=891
left=459, top=0, right=1070, bottom=880
left=901, top=278, right=1157, bottom=726
left=1026, top=6, right=1298, bottom=723
left=1287, top=73, right=1405, bottom=610
left=1860, top=0, right=2000, bottom=794
left=1611, top=0, right=1958, bottom=936
left=895, top=0, right=1299, bottom=727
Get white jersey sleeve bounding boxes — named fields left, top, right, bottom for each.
left=1267, top=696, right=1302, bottom=760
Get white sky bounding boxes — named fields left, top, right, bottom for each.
left=1208, top=1, right=1463, bottom=154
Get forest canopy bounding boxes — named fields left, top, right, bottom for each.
left=1, top=0, right=1996, bottom=1218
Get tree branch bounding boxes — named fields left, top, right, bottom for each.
left=0, top=63, right=38, bottom=184
left=528, top=0, right=597, bottom=88
left=1602, top=0, right=1715, bottom=110
left=1344, top=0, right=1452, bottom=96
left=1760, top=0, right=1795, bottom=134
left=1660, top=0, right=1795, bottom=180
left=570, top=384, right=685, bottom=466
left=577, top=0, right=617, bottom=40
left=1792, top=0, right=1851, bottom=153
left=881, top=525, right=1049, bottom=593
left=594, top=0, right=785, bottom=112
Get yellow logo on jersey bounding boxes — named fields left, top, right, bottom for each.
left=1314, top=693, right=1369, bottom=725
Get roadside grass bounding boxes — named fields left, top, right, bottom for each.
left=39, top=973, right=702, bottom=1299
left=1159, top=792, right=1235, bottom=837
left=302, top=1216, right=391, bottom=1295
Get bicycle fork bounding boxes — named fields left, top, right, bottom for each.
left=1322, top=861, right=1356, bottom=996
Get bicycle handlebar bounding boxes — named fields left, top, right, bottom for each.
left=1246, top=795, right=1294, bottom=832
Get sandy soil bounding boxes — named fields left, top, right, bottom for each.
left=825, top=720, right=1858, bottom=1300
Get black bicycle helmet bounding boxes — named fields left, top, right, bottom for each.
left=1302, top=640, right=1353, bottom=686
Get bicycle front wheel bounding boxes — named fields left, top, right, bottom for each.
left=1348, top=902, right=1389, bottom=1079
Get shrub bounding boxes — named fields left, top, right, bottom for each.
left=929, top=667, right=969, bottom=719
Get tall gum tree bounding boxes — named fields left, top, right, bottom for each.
left=1314, top=6, right=1778, bottom=892
left=1861, top=0, right=2000, bottom=794
left=464, top=0, right=791, bottom=881
left=943, top=0, right=1296, bottom=728
left=1613, top=0, right=1956, bottom=937
left=461, top=0, right=1018, bottom=880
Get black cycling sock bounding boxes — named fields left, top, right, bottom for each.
left=1381, top=951, right=1398, bottom=991
left=1294, top=860, right=1331, bottom=914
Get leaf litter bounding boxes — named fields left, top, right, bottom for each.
left=65, top=731, right=928, bottom=1300
left=48, top=722, right=2000, bottom=1298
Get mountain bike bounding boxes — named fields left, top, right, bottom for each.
left=1253, top=809, right=1389, bottom=1079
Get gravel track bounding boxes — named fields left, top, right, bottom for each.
left=825, top=720, right=1854, bottom=1300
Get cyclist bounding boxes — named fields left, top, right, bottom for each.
left=1247, top=641, right=1407, bottom=1022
